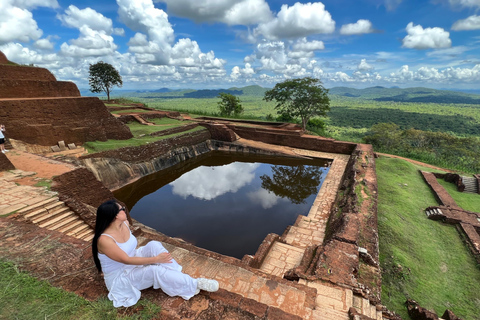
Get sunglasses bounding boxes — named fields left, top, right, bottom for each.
left=119, top=206, right=126, bottom=212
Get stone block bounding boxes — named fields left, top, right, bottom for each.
left=51, top=145, right=60, bottom=152
left=58, top=141, right=67, bottom=151
left=67, top=143, right=76, bottom=149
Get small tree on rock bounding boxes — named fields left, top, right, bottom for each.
left=89, top=61, right=122, bottom=101
left=264, top=77, right=330, bottom=131
left=217, top=93, right=244, bottom=117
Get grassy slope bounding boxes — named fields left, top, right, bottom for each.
left=437, top=179, right=480, bottom=212
left=377, top=156, right=480, bottom=319
left=0, top=260, right=160, bottom=320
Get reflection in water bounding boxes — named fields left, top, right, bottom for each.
left=260, top=165, right=324, bottom=204
left=114, top=153, right=330, bottom=259
left=170, top=163, right=260, bottom=200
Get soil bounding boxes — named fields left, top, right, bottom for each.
left=6, top=150, right=75, bottom=185
left=376, top=152, right=455, bottom=173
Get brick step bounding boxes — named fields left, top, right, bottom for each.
left=55, top=217, right=84, bottom=233
left=152, top=239, right=316, bottom=319
left=76, top=227, right=94, bottom=240
left=425, top=207, right=443, bottom=218
left=20, top=197, right=60, bottom=217
left=37, top=208, right=72, bottom=227
left=65, top=222, right=91, bottom=237
left=30, top=203, right=69, bottom=224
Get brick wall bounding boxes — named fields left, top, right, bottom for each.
left=228, top=125, right=357, bottom=154
left=0, top=153, right=15, bottom=171
left=0, top=80, right=80, bottom=98
left=0, top=51, right=9, bottom=64
left=0, top=97, right=133, bottom=146
left=0, top=64, right=56, bottom=81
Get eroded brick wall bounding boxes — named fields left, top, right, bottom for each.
left=0, top=153, right=15, bottom=171
left=0, top=64, right=56, bottom=81
left=229, top=125, right=356, bottom=154
left=0, top=80, right=80, bottom=98
left=0, top=51, right=9, bottom=64
left=0, top=97, right=133, bottom=146
left=52, top=168, right=125, bottom=228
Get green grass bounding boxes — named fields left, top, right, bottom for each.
left=0, top=260, right=161, bottom=320
left=437, top=179, right=480, bottom=213
left=34, top=178, right=52, bottom=190
left=111, top=109, right=153, bottom=114
left=83, top=127, right=206, bottom=153
left=377, top=156, right=480, bottom=319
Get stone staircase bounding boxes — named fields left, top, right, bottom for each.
left=11, top=197, right=94, bottom=241
left=132, top=114, right=155, bottom=125
left=461, top=176, right=479, bottom=193
left=425, top=207, right=444, bottom=219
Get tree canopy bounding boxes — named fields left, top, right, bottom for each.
left=217, top=93, right=244, bottom=116
left=264, top=77, right=330, bottom=130
left=88, top=61, right=123, bottom=101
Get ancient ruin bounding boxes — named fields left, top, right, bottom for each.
left=0, top=51, right=470, bottom=320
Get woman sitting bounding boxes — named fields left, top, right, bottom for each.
left=92, top=200, right=219, bottom=307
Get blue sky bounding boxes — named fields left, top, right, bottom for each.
left=1, top=0, right=480, bottom=90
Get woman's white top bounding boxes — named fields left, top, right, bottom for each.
left=97, top=224, right=141, bottom=307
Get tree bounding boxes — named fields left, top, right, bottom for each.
left=217, top=93, right=244, bottom=117
left=89, top=61, right=123, bottom=101
left=260, top=165, right=324, bottom=204
left=264, top=77, right=330, bottom=131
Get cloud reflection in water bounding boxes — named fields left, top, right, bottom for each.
left=170, top=162, right=261, bottom=200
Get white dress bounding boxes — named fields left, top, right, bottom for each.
left=98, top=225, right=198, bottom=307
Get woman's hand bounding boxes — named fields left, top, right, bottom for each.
left=154, top=252, right=173, bottom=264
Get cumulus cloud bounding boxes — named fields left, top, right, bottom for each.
left=160, top=0, right=272, bottom=25
left=58, top=5, right=113, bottom=32
left=452, top=15, right=480, bottom=30
left=0, top=0, right=58, bottom=44
left=255, top=2, right=335, bottom=40
left=387, top=64, right=480, bottom=83
left=357, top=59, right=374, bottom=71
left=230, top=63, right=255, bottom=79
left=402, top=22, right=451, bottom=49
left=170, top=163, right=260, bottom=200
left=247, top=188, right=284, bottom=209
left=292, top=38, right=325, bottom=52
left=117, top=0, right=174, bottom=62
left=34, top=38, right=54, bottom=50
left=340, top=19, right=374, bottom=35
left=57, top=6, right=117, bottom=57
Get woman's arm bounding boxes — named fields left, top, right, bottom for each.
left=97, top=236, right=172, bottom=265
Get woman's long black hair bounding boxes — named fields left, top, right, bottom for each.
left=92, top=200, right=120, bottom=273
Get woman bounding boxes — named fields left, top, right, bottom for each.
left=92, top=200, right=218, bottom=308
left=0, top=124, right=7, bottom=153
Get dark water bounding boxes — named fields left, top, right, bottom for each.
left=114, top=152, right=330, bottom=259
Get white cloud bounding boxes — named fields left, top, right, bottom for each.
left=170, top=162, right=260, bottom=200
left=292, top=38, right=325, bottom=52
left=357, top=59, right=374, bottom=71
left=230, top=63, right=255, bottom=79
left=402, top=22, right=451, bottom=49
left=34, top=38, right=54, bottom=50
left=448, top=0, right=480, bottom=8
left=247, top=188, right=284, bottom=209
left=255, top=2, right=335, bottom=40
left=387, top=64, right=480, bottom=83
left=452, top=15, right=480, bottom=31
left=10, top=0, right=58, bottom=9
left=117, top=0, right=174, bottom=52
left=58, top=5, right=113, bottom=32
left=58, top=7, right=118, bottom=58
left=340, top=19, right=374, bottom=35
left=113, top=28, right=125, bottom=36
left=159, top=0, right=272, bottom=25
left=0, top=0, right=58, bottom=44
